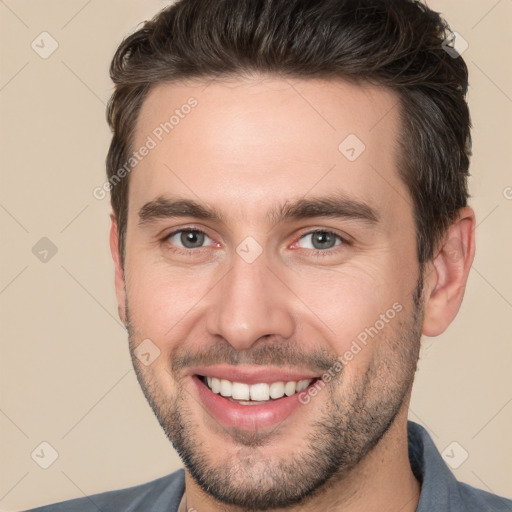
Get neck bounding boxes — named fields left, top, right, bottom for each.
left=183, top=407, right=419, bottom=512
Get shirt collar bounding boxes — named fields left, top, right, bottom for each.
left=177, top=421, right=462, bottom=512
left=408, top=420, right=464, bottom=511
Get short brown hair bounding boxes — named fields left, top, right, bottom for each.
left=106, top=0, right=470, bottom=265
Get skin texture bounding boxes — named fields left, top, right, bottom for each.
left=110, top=76, right=476, bottom=512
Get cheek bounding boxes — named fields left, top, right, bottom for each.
left=287, top=260, right=407, bottom=356
left=124, top=257, right=214, bottom=347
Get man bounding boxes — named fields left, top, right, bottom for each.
left=27, top=0, right=511, bottom=511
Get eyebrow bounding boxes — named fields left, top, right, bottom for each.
left=268, top=194, right=379, bottom=226
left=138, top=194, right=379, bottom=227
left=138, top=196, right=225, bottom=225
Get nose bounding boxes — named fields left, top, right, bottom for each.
left=205, top=251, right=295, bottom=351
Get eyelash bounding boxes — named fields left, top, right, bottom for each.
left=162, top=227, right=216, bottom=257
left=297, top=230, right=349, bottom=257
left=161, top=227, right=350, bottom=257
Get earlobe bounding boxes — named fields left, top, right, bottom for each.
left=422, top=207, right=476, bottom=337
left=109, top=215, right=127, bottom=326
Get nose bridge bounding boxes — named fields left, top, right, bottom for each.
left=206, top=251, right=295, bottom=350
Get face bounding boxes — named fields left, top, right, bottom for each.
left=117, top=76, right=424, bottom=509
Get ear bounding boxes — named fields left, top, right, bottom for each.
left=109, top=215, right=127, bottom=326
left=422, top=207, right=476, bottom=337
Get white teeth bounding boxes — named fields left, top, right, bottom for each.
left=296, top=379, right=311, bottom=392
left=269, top=381, right=285, bottom=399
left=220, top=379, right=232, bottom=397
left=232, top=382, right=250, bottom=400
left=211, top=377, right=221, bottom=394
left=204, top=377, right=313, bottom=401
left=250, top=383, right=270, bottom=401
left=284, top=381, right=297, bottom=396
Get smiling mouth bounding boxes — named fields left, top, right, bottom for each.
left=197, top=375, right=316, bottom=404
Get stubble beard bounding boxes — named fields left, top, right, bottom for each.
left=127, top=278, right=424, bottom=510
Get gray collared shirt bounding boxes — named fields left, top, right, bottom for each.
left=24, top=421, right=511, bottom=511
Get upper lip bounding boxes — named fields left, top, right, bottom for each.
left=188, top=364, right=321, bottom=385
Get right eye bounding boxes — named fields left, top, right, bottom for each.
left=165, top=229, right=214, bottom=250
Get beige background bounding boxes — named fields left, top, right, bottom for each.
left=0, top=0, right=511, bottom=510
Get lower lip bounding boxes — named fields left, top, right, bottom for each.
left=192, top=376, right=311, bottom=431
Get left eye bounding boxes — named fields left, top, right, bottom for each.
left=167, top=229, right=213, bottom=249
left=297, top=231, right=343, bottom=250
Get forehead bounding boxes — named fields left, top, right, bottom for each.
left=130, top=76, right=409, bottom=224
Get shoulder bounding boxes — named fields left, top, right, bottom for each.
left=407, top=422, right=511, bottom=512
left=456, top=482, right=512, bottom=512
left=22, top=469, right=185, bottom=512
